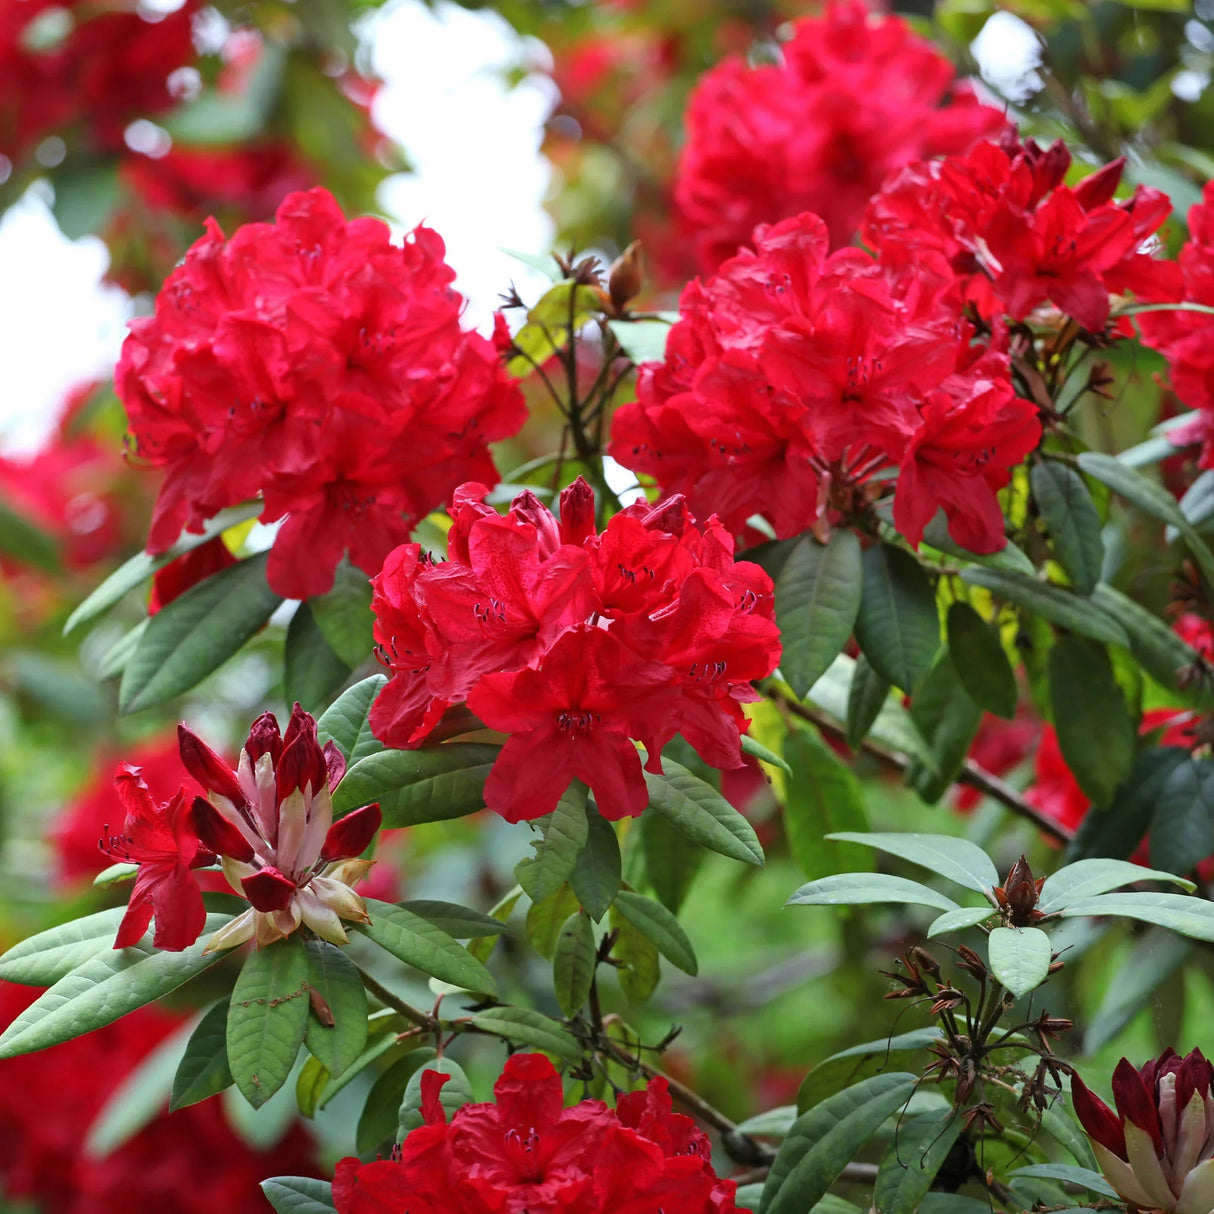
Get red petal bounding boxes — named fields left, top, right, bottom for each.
left=242, top=866, right=297, bottom=912
left=1111, top=1057, right=1163, bottom=1151
left=178, top=725, right=246, bottom=808
left=1071, top=1072, right=1127, bottom=1159
left=321, top=803, right=382, bottom=863
left=323, top=740, right=347, bottom=790
left=191, top=796, right=256, bottom=862
left=112, top=881, right=156, bottom=949
left=1072, top=158, right=1125, bottom=210
left=420, top=1070, right=452, bottom=1125
left=149, top=863, right=208, bottom=951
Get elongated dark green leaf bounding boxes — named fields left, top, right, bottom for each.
left=988, top=926, right=1051, bottom=997
left=1039, top=858, right=1194, bottom=912
left=316, top=674, right=388, bottom=765
left=782, top=727, right=869, bottom=881
left=261, top=1177, right=336, bottom=1214
left=906, top=652, right=982, bottom=803
left=760, top=1073, right=917, bottom=1214
left=1049, top=636, right=1135, bottom=807
left=552, top=912, right=596, bottom=1016
left=797, top=1029, right=942, bottom=1112
left=1031, top=462, right=1105, bottom=595
left=284, top=604, right=351, bottom=715
left=356, top=899, right=497, bottom=993
left=302, top=941, right=367, bottom=1079
left=853, top=544, right=940, bottom=693
left=0, top=907, right=129, bottom=985
left=612, top=889, right=697, bottom=974
left=787, top=873, right=960, bottom=913
left=64, top=501, right=262, bottom=635
left=526, top=885, right=581, bottom=960
left=845, top=655, right=890, bottom=749
left=609, top=907, right=661, bottom=1003
left=874, top=1108, right=965, bottom=1214
left=309, top=559, right=374, bottom=667
left=1085, top=929, right=1192, bottom=1051
left=826, top=832, right=1000, bottom=896
left=171, top=999, right=233, bottom=1111
left=946, top=603, right=1017, bottom=719
left=331, top=744, right=499, bottom=825
left=774, top=532, right=862, bottom=697
left=397, top=901, right=511, bottom=940
left=516, top=783, right=590, bottom=903
left=470, top=1006, right=582, bottom=1061
left=960, top=568, right=1129, bottom=648
left=921, top=512, right=1035, bottom=575
left=1009, top=1165, right=1118, bottom=1199
left=96, top=620, right=148, bottom=681
left=398, top=1054, right=472, bottom=1136
left=640, top=809, right=704, bottom=914
left=569, top=805, right=622, bottom=921
left=734, top=1106, right=798, bottom=1138
left=120, top=552, right=283, bottom=714
left=0, top=914, right=233, bottom=1059
left=228, top=936, right=310, bottom=1109
left=741, top=733, right=792, bottom=773
left=1150, top=757, right=1214, bottom=875
left=644, top=756, right=764, bottom=867
left=1058, top=892, right=1214, bottom=940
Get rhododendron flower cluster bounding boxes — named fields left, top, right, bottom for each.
left=370, top=478, right=780, bottom=821
left=116, top=188, right=526, bottom=599
left=333, top=1053, right=745, bottom=1214
left=609, top=212, right=1042, bottom=553
left=864, top=133, right=1170, bottom=333
left=672, top=0, right=1005, bottom=270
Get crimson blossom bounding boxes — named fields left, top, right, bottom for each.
left=608, top=211, right=1042, bottom=555
left=116, top=187, right=526, bottom=599
left=333, top=1052, right=745, bottom=1214
left=672, top=0, right=1005, bottom=271
left=369, top=479, right=780, bottom=821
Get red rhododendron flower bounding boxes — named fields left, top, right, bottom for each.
left=608, top=212, right=1041, bottom=554
left=672, top=0, right=1005, bottom=270
left=333, top=1053, right=745, bottom=1214
left=98, top=764, right=215, bottom=951
left=116, top=187, right=526, bottom=599
left=864, top=133, right=1171, bottom=333
left=369, top=479, right=781, bottom=822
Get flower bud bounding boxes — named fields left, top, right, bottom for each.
left=608, top=241, right=644, bottom=313
left=178, top=725, right=245, bottom=808
left=242, top=866, right=298, bottom=913
left=190, top=796, right=255, bottom=863
left=321, top=803, right=382, bottom=864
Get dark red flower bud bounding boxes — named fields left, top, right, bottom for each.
left=1000, top=855, right=1042, bottom=926
left=1073, top=157, right=1125, bottom=210
left=244, top=711, right=283, bottom=765
left=559, top=477, right=596, bottom=547
left=321, top=803, right=382, bottom=863
left=640, top=495, right=692, bottom=537
left=190, top=796, right=255, bottom=863
left=1111, top=1057, right=1165, bottom=1152
left=1071, top=1071, right=1128, bottom=1158
left=178, top=725, right=245, bottom=808
left=276, top=707, right=328, bottom=798
left=242, top=866, right=297, bottom=912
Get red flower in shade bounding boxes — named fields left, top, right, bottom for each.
left=671, top=0, right=1005, bottom=270
left=147, top=537, right=238, bottom=615
left=116, top=188, right=526, bottom=599
left=608, top=212, right=1040, bottom=554
left=333, top=1053, right=744, bottom=1214
left=98, top=765, right=215, bottom=952
left=180, top=704, right=380, bottom=950
left=1072, top=1049, right=1214, bottom=1214
left=369, top=479, right=781, bottom=822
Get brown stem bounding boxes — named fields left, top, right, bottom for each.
left=352, top=962, right=438, bottom=1033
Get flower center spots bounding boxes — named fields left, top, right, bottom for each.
left=502, top=1126, right=543, bottom=1182
left=557, top=710, right=599, bottom=735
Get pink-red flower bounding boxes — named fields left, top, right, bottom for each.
left=369, top=479, right=781, bottom=822
left=116, top=188, right=526, bottom=599
left=333, top=1053, right=745, bottom=1214
left=672, top=0, right=1005, bottom=270
left=1072, top=1049, right=1214, bottom=1214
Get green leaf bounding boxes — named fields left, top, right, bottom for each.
left=760, top=1073, right=917, bottom=1214
left=906, top=652, right=982, bottom=803
left=569, top=805, right=622, bottom=921
left=640, top=809, right=705, bottom=914
left=782, top=727, right=869, bottom=881
left=873, top=1108, right=965, bottom=1214
left=845, top=655, right=891, bottom=749
left=120, top=552, right=284, bottom=714
left=93, top=862, right=138, bottom=888
left=284, top=604, right=351, bottom=715
left=741, top=733, right=792, bottom=773
left=0, top=914, right=233, bottom=1059
left=397, top=901, right=512, bottom=940
left=526, top=885, right=581, bottom=960
left=357, top=1055, right=422, bottom=1154
left=946, top=603, right=1017, bottom=719
left=1177, top=469, right=1214, bottom=535
left=644, top=755, right=764, bottom=867
left=1040, top=857, right=1194, bottom=912
left=734, top=1106, right=798, bottom=1138
left=302, top=941, right=367, bottom=1079
left=774, top=532, right=863, bottom=698
left=331, top=744, right=499, bottom=826
left=64, top=500, right=263, bottom=635
left=96, top=620, right=148, bottom=681
left=987, top=927, right=1052, bottom=997
left=609, top=906, right=661, bottom=1003
left=316, top=674, right=388, bottom=765
left=470, top=1006, right=582, bottom=1062
left=1078, top=451, right=1214, bottom=588
left=853, top=544, right=941, bottom=693
left=1040, top=1106, right=1098, bottom=1170
left=797, top=1029, right=942, bottom=1112
left=296, top=1055, right=329, bottom=1118
left=516, top=783, right=590, bottom=903
left=1008, top=1165, right=1118, bottom=1199
left=261, top=1177, right=336, bottom=1214
left=1149, top=757, right=1214, bottom=875
left=356, top=899, right=497, bottom=993
left=468, top=886, right=524, bottom=966
left=552, top=912, right=597, bottom=1016
left=171, top=1000, right=233, bottom=1111
left=398, top=1054, right=472, bottom=1136
left=227, top=936, right=310, bottom=1109
left=960, top=568, right=1129, bottom=648
left=1031, top=462, right=1105, bottom=595
left=920, top=512, right=1035, bottom=575
left=612, top=889, right=697, bottom=975
left=309, top=559, right=374, bottom=667
left=507, top=280, right=602, bottom=376
left=786, top=873, right=960, bottom=913
left=825, top=832, right=1000, bottom=897
left=1049, top=636, right=1135, bottom=806
left=927, top=906, right=995, bottom=937
left=1058, top=892, right=1214, bottom=940
left=0, top=907, right=130, bottom=985
left=1085, top=929, right=1192, bottom=1051
left=0, top=497, right=60, bottom=572
left=607, top=317, right=673, bottom=364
